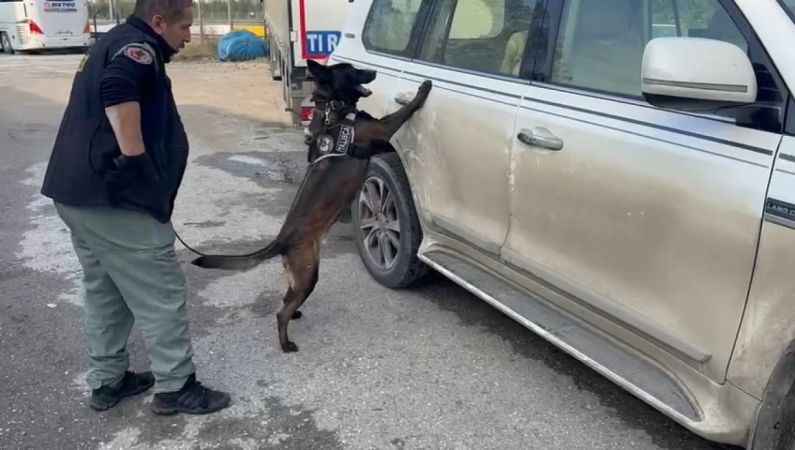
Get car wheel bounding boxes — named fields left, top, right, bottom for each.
left=353, top=153, right=428, bottom=288
left=750, top=345, right=795, bottom=450
left=751, top=387, right=795, bottom=450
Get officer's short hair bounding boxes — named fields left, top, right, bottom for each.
left=133, top=0, right=192, bottom=22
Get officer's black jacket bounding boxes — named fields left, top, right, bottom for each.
left=41, top=16, right=188, bottom=223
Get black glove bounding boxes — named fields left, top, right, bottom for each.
left=103, top=152, right=161, bottom=204
left=113, top=153, right=161, bottom=184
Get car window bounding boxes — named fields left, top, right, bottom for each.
left=363, top=0, right=424, bottom=55
left=419, top=0, right=539, bottom=77
left=782, top=0, right=795, bottom=21
left=549, top=0, right=748, bottom=97
left=449, top=0, right=505, bottom=39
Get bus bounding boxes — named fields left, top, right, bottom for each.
left=0, top=0, right=90, bottom=53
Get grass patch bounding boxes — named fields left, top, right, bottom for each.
left=173, top=36, right=219, bottom=61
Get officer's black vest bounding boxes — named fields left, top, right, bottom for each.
left=41, top=17, right=188, bottom=223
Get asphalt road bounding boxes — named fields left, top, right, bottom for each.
left=0, top=53, right=740, bottom=449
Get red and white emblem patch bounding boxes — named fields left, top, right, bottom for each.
left=124, top=45, right=153, bottom=65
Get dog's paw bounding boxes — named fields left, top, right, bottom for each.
left=292, top=311, right=303, bottom=319
left=281, top=341, right=299, bottom=353
left=418, top=80, right=433, bottom=97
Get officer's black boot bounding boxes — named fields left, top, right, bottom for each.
left=90, top=371, right=155, bottom=411
left=151, top=374, right=231, bottom=415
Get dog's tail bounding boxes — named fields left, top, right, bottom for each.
left=191, top=240, right=285, bottom=271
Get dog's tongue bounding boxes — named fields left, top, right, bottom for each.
left=355, top=85, right=372, bottom=97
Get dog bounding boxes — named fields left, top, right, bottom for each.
left=192, top=60, right=432, bottom=353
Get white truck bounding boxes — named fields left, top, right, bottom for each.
left=264, top=0, right=352, bottom=125
left=0, top=0, right=90, bottom=53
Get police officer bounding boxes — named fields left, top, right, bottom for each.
left=41, top=0, right=230, bottom=415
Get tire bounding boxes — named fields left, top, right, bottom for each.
left=1, top=32, right=14, bottom=55
left=751, top=386, right=795, bottom=450
left=270, top=41, right=282, bottom=80
left=750, top=344, right=795, bottom=450
left=353, top=153, right=428, bottom=288
left=281, top=63, right=291, bottom=108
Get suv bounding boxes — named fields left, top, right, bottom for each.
left=332, top=1, right=795, bottom=448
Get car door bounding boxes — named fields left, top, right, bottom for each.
left=503, top=0, right=787, bottom=380
left=386, top=0, right=540, bottom=256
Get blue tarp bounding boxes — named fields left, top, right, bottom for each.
left=217, top=31, right=268, bottom=62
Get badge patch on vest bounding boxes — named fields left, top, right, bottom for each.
left=317, top=134, right=335, bottom=154
left=115, top=43, right=155, bottom=65
left=125, top=45, right=153, bottom=64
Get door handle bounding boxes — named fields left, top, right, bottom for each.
left=394, top=92, right=413, bottom=106
left=517, top=127, right=564, bottom=151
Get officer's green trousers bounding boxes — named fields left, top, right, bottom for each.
left=55, top=202, right=195, bottom=393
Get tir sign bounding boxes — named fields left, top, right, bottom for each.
left=305, top=31, right=341, bottom=59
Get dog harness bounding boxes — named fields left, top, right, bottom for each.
left=307, top=97, right=369, bottom=165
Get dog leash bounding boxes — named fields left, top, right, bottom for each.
left=176, top=100, right=362, bottom=253
left=173, top=228, right=210, bottom=257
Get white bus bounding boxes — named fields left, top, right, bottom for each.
left=0, top=0, right=90, bottom=53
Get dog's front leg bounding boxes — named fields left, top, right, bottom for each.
left=378, top=80, right=433, bottom=139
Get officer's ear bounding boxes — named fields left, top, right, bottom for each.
left=150, top=14, right=167, bottom=34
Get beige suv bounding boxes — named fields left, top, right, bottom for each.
left=332, top=0, right=795, bottom=448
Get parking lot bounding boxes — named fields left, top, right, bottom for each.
left=0, top=53, right=739, bottom=449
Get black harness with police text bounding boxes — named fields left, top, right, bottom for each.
left=306, top=95, right=368, bottom=164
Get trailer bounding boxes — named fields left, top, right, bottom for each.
left=264, top=0, right=351, bottom=125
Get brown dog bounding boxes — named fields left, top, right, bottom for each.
left=193, top=60, right=432, bottom=352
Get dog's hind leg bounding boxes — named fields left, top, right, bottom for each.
left=276, top=243, right=320, bottom=353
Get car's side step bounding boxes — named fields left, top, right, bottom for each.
left=419, top=250, right=701, bottom=422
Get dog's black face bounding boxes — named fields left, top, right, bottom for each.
left=307, top=60, right=377, bottom=104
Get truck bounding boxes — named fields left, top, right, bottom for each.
left=263, top=0, right=352, bottom=125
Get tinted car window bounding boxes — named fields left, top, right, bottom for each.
left=782, top=0, right=795, bottom=21
left=550, top=0, right=747, bottom=97
left=419, top=0, right=539, bottom=77
left=363, top=0, right=424, bottom=55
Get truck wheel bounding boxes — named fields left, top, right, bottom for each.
left=353, top=153, right=428, bottom=288
left=281, top=63, right=290, bottom=107
left=1, top=32, right=14, bottom=54
left=269, top=40, right=281, bottom=80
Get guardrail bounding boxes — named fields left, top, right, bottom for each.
left=89, top=20, right=266, bottom=38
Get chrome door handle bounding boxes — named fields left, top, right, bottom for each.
left=394, top=92, right=413, bottom=106
left=517, top=127, right=564, bottom=151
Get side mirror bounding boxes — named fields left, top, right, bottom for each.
left=641, top=38, right=757, bottom=111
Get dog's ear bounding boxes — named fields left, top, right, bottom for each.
left=356, top=69, right=377, bottom=85
left=307, top=59, right=331, bottom=82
